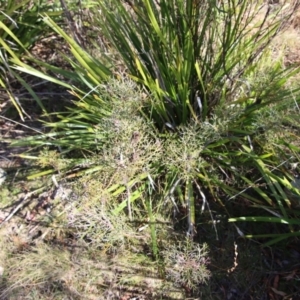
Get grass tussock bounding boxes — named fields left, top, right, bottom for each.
left=1, top=0, right=300, bottom=299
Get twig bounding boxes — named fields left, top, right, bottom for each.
left=0, top=187, right=44, bottom=226
left=228, top=157, right=294, bottom=200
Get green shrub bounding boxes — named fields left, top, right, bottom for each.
left=11, top=0, right=300, bottom=246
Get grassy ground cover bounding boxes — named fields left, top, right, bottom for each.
left=1, top=0, right=300, bottom=299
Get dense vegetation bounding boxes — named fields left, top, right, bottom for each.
left=1, top=0, right=300, bottom=298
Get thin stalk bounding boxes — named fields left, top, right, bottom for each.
left=186, top=178, right=195, bottom=238
left=146, top=197, right=159, bottom=260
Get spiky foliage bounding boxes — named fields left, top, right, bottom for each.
left=98, top=0, right=299, bottom=127
left=10, top=0, right=300, bottom=247
left=0, top=0, right=64, bottom=119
